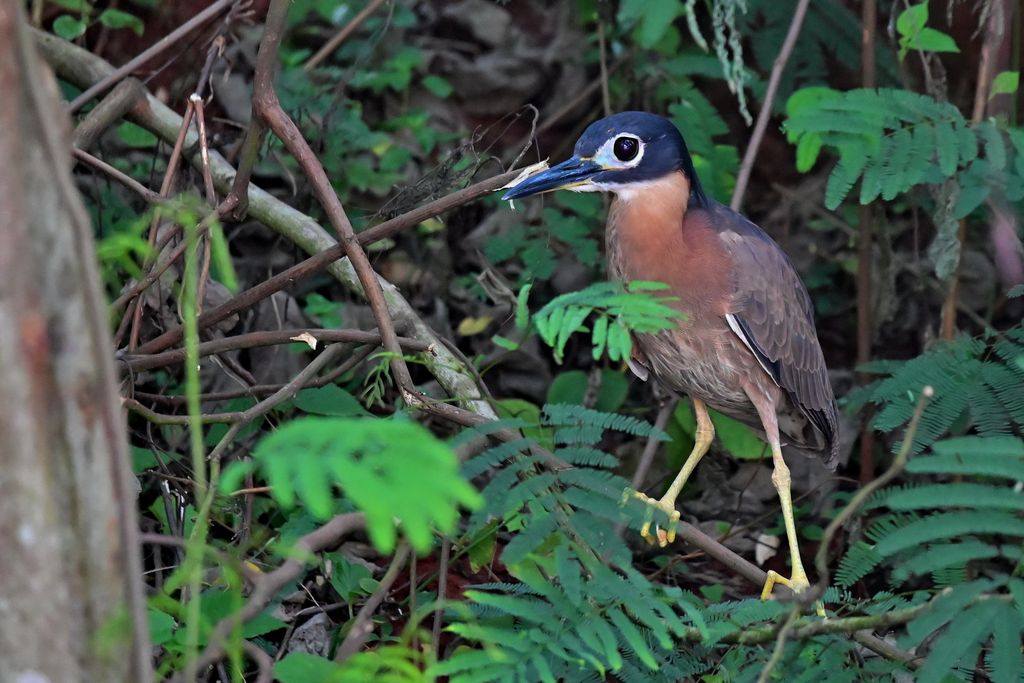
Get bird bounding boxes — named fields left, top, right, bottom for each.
left=502, top=111, right=838, bottom=610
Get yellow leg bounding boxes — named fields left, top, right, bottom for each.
left=633, top=399, right=714, bottom=547
left=760, top=441, right=826, bottom=617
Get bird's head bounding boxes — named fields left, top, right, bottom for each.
left=502, top=111, right=706, bottom=205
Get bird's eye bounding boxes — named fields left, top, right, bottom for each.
left=613, top=136, right=640, bottom=162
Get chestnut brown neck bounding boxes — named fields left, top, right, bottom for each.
left=604, top=171, right=730, bottom=318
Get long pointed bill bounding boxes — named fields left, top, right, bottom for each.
left=502, top=156, right=603, bottom=200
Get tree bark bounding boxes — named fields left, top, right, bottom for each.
left=0, top=3, right=152, bottom=682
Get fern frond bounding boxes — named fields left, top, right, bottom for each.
left=836, top=541, right=883, bottom=588
left=882, top=483, right=1024, bottom=511
left=875, top=511, right=1024, bottom=558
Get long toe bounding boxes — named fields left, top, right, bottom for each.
left=632, top=491, right=680, bottom=547
left=761, top=570, right=825, bottom=616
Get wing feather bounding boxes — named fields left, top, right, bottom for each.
left=710, top=204, right=839, bottom=464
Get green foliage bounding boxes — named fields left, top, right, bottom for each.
left=531, top=281, right=681, bottom=363
left=847, top=325, right=1024, bottom=454
left=547, top=369, right=629, bottom=413
left=785, top=87, right=1024, bottom=278
left=834, top=435, right=1024, bottom=683
left=488, top=193, right=604, bottom=283
left=895, top=2, right=959, bottom=61
left=50, top=0, right=144, bottom=40
left=668, top=400, right=766, bottom=463
left=222, top=416, right=481, bottom=553
left=439, top=404, right=719, bottom=681
left=744, top=0, right=901, bottom=107
left=274, top=647, right=427, bottom=683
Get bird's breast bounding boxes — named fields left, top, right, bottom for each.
left=605, top=176, right=732, bottom=321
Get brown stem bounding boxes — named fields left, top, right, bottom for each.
left=304, top=0, right=387, bottom=72
left=67, top=0, right=236, bottom=112
left=71, top=77, right=145, bottom=150
left=249, top=0, right=419, bottom=407
left=130, top=343, right=376, bottom=405
left=941, top=9, right=1001, bottom=339
left=133, top=167, right=518, bottom=355
left=857, top=0, right=878, bottom=484
left=174, top=512, right=367, bottom=680
left=72, top=148, right=164, bottom=204
left=335, top=543, right=411, bottom=662
left=815, top=386, right=934, bottom=590
left=730, top=0, right=811, bottom=211
left=120, top=328, right=429, bottom=373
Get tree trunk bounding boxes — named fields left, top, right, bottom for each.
left=0, top=3, right=152, bottom=682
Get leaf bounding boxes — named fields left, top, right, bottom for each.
left=98, top=8, right=144, bottom=35
left=131, top=446, right=160, bottom=473
left=274, top=653, right=341, bottom=683
left=991, top=71, right=1020, bottom=98
left=207, top=222, right=237, bottom=293
left=52, top=15, right=87, bottom=40
left=620, top=0, right=684, bottom=49
left=421, top=74, right=453, bottom=97
left=916, top=600, right=999, bottom=683
left=117, top=121, right=158, bottom=148
left=247, top=417, right=481, bottom=553
left=326, top=553, right=372, bottom=604
left=293, top=385, right=370, bottom=417
left=546, top=369, right=629, bottom=413
left=910, top=27, right=959, bottom=53
left=457, top=316, right=493, bottom=336
left=895, top=2, right=928, bottom=37
left=147, top=608, right=175, bottom=646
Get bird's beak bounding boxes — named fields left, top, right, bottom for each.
left=502, top=156, right=603, bottom=200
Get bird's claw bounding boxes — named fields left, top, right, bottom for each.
left=630, top=490, right=680, bottom=548
left=761, top=569, right=826, bottom=617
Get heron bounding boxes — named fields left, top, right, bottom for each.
left=503, top=111, right=838, bottom=610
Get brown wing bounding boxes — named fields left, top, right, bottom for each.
left=709, top=203, right=839, bottom=466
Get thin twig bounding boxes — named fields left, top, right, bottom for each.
left=110, top=197, right=235, bottom=314
left=757, top=607, right=800, bottom=683
left=73, top=148, right=164, bottom=204
left=630, top=396, right=677, bottom=489
left=120, top=328, right=428, bottom=373
left=335, top=543, right=411, bottom=662
left=730, top=0, right=812, bottom=211
left=941, top=8, right=1000, bottom=339
left=67, top=0, right=235, bottom=112
left=174, top=512, right=367, bottom=681
left=132, top=167, right=519, bottom=355
left=814, top=386, right=934, bottom=590
left=206, top=343, right=349, bottom=461
left=304, top=0, right=387, bottom=72
left=249, top=0, right=419, bottom=409
left=242, top=641, right=273, bottom=683
left=72, top=77, right=145, bottom=150
left=191, top=95, right=218, bottom=207
left=124, top=97, right=198, bottom=350
left=130, top=343, right=375, bottom=405
left=432, top=537, right=451, bottom=656
left=597, top=19, right=611, bottom=117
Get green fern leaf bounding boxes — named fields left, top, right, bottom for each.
left=883, top=483, right=1024, bottom=511
left=236, top=417, right=481, bottom=553
left=875, top=511, right=1024, bottom=557
left=916, top=600, right=1001, bottom=683
left=891, top=539, right=1002, bottom=582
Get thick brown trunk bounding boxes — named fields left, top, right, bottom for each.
left=0, top=3, right=151, bottom=682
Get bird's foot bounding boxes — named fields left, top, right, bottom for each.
left=629, top=490, right=680, bottom=547
left=761, top=568, right=826, bottom=617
